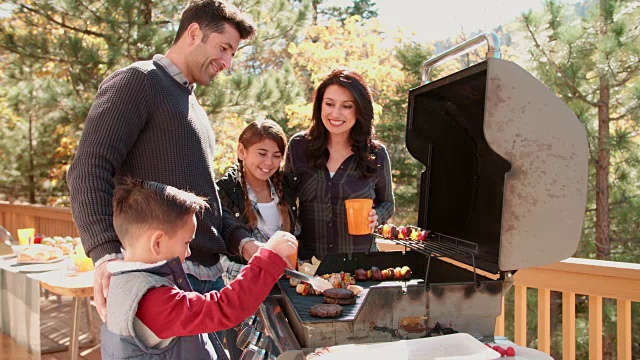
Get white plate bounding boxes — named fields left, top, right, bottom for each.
left=16, top=257, right=65, bottom=265
left=311, top=333, right=500, bottom=360
left=0, top=254, right=17, bottom=260
left=12, top=260, right=68, bottom=273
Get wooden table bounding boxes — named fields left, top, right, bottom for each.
left=29, top=269, right=96, bottom=360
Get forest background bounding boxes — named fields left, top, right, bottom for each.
left=0, top=0, right=639, bottom=358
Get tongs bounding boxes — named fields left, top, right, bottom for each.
left=284, top=268, right=332, bottom=292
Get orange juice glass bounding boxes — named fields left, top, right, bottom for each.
left=287, top=239, right=299, bottom=270
left=344, top=199, right=373, bottom=235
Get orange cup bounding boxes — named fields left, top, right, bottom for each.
left=287, top=239, right=299, bottom=270
left=345, top=199, right=373, bottom=235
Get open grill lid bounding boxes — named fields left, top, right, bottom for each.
left=406, top=55, right=588, bottom=272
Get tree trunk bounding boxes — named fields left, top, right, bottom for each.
left=27, top=113, right=36, bottom=203
left=595, top=74, right=610, bottom=261
left=142, top=0, right=152, bottom=25
left=597, top=2, right=612, bottom=359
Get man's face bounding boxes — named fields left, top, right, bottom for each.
left=187, top=22, right=241, bottom=86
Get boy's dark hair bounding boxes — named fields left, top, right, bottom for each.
left=174, top=0, right=256, bottom=44
left=113, top=178, right=208, bottom=245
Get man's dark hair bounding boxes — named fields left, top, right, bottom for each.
left=113, top=178, right=208, bottom=245
left=174, top=0, right=256, bottom=44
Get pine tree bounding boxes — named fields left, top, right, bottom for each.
left=521, top=0, right=640, bottom=261
left=0, top=0, right=312, bottom=201
left=521, top=1, right=640, bottom=358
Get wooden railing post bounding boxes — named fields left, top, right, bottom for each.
left=514, top=284, right=527, bottom=346
left=589, top=295, right=602, bottom=360
left=617, top=299, right=631, bottom=360
left=562, top=292, right=576, bottom=360
left=495, top=295, right=505, bottom=336
left=538, top=288, right=551, bottom=354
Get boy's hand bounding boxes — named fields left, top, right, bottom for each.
left=264, top=231, right=298, bottom=269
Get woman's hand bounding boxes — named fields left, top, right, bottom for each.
left=368, top=208, right=378, bottom=233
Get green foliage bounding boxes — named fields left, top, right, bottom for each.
left=320, top=0, right=378, bottom=23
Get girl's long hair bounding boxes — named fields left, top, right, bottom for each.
left=238, top=119, right=292, bottom=232
left=306, top=67, right=379, bottom=178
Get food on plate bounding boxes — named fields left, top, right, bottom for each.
left=16, top=244, right=64, bottom=262
left=309, top=304, right=344, bottom=318
left=485, top=344, right=515, bottom=357
left=323, top=288, right=356, bottom=305
left=290, top=277, right=301, bottom=287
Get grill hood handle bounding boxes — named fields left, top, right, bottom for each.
left=421, top=31, right=501, bottom=85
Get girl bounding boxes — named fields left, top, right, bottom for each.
left=216, top=119, right=297, bottom=360
left=217, top=119, right=298, bottom=282
left=284, top=67, right=394, bottom=260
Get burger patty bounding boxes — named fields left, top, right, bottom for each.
left=323, top=288, right=355, bottom=299
left=309, top=304, right=344, bottom=318
left=323, top=296, right=356, bottom=305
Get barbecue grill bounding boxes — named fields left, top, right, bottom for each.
left=238, top=32, right=588, bottom=360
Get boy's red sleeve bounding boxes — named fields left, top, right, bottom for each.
left=135, top=247, right=285, bottom=338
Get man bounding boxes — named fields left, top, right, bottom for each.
left=67, top=0, right=267, bottom=322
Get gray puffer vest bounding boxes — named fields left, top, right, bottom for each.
left=100, top=258, right=228, bottom=359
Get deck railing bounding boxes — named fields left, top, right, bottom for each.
left=0, top=201, right=79, bottom=239
left=495, top=258, right=639, bottom=360
left=1, top=202, right=638, bottom=359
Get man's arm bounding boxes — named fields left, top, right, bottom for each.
left=67, top=68, right=151, bottom=262
left=67, top=67, right=151, bottom=320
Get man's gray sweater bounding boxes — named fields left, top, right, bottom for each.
left=67, top=59, right=249, bottom=266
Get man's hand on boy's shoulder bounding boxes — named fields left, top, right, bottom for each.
left=93, top=258, right=123, bottom=321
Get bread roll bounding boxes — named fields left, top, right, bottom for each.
left=47, top=246, right=63, bottom=259
left=18, top=248, right=36, bottom=262
left=33, top=249, right=51, bottom=261
left=56, top=244, right=72, bottom=255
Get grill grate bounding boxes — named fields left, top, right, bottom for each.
left=278, top=278, right=372, bottom=323
left=376, top=232, right=481, bottom=284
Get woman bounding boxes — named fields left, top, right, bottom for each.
left=216, top=119, right=298, bottom=360
left=284, top=67, right=394, bottom=260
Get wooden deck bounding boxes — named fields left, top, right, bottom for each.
left=0, top=294, right=102, bottom=360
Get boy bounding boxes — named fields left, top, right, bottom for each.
left=100, top=178, right=295, bottom=359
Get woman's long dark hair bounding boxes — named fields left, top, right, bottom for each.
left=238, top=119, right=292, bottom=232
left=306, top=67, right=379, bottom=178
